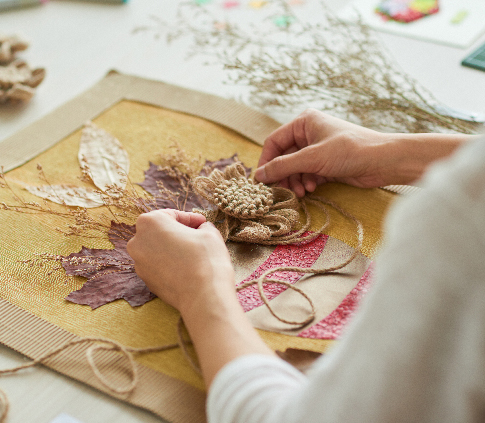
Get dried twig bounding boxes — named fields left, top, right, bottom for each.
left=135, top=1, right=480, bottom=134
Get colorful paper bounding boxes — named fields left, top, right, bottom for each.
left=273, top=15, right=295, bottom=28
left=223, top=0, right=239, bottom=9
left=248, top=0, right=267, bottom=9
left=376, top=0, right=439, bottom=23
left=339, top=0, right=485, bottom=48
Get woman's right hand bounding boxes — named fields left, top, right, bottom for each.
left=255, top=109, right=472, bottom=197
left=126, top=209, right=235, bottom=316
left=254, top=109, right=393, bottom=197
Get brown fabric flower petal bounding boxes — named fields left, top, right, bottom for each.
left=192, top=163, right=302, bottom=243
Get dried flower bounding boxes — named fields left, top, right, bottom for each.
left=135, top=1, right=481, bottom=134
left=193, top=162, right=301, bottom=243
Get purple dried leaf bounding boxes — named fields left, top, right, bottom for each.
left=138, top=156, right=251, bottom=212
left=201, top=154, right=252, bottom=177
left=138, top=162, right=207, bottom=211
left=64, top=222, right=155, bottom=309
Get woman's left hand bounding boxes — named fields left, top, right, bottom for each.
left=126, top=209, right=235, bottom=315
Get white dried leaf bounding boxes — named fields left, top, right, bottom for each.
left=78, top=122, right=130, bottom=192
left=25, top=185, right=104, bottom=208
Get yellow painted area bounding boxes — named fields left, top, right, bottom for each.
left=410, top=0, right=437, bottom=14
left=0, top=100, right=396, bottom=391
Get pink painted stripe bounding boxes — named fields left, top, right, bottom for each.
left=237, top=234, right=328, bottom=312
left=298, top=262, right=374, bottom=340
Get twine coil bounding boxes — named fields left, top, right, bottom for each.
left=193, top=163, right=304, bottom=244
left=0, top=321, right=193, bottom=423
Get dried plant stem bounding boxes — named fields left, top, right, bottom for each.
left=135, top=1, right=481, bottom=134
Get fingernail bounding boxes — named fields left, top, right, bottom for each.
left=254, top=166, right=267, bottom=182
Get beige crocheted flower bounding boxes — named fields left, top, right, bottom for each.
left=192, top=162, right=301, bottom=243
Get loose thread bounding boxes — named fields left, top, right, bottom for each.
left=0, top=335, right=182, bottom=422
left=236, top=195, right=364, bottom=327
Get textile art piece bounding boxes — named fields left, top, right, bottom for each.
left=0, top=72, right=394, bottom=422
left=376, top=0, right=439, bottom=23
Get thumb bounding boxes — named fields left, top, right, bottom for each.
left=254, top=147, right=319, bottom=184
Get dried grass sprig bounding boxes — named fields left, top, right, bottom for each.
left=0, top=145, right=205, bottom=242
left=135, top=1, right=481, bottom=134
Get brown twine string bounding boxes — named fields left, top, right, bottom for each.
left=236, top=195, right=364, bottom=327
left=0, top=323, right=192, bottom=422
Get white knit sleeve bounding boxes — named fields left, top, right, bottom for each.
left=207, top=354, right=307, bottom=423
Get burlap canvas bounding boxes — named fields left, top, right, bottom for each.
left=0, top=72, right=395, bottom=422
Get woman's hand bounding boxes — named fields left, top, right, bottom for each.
left=126, top=209, right=235, bottom=315
left=255, top=109, right=471, bottom=197
left=255, top=109, right=390, bottom=197
left=127, top=209, right=274, bottom=388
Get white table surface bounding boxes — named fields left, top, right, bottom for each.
left=0, top=1, right=484, bottom=422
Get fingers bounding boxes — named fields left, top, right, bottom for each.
left=257, top=112, right=311, bottom=168
left=258, top=121, right=297, bottom=168
left=288, top=174, right=305, bottom=198
left=140, top=209, right=206, bottom=229
left=258, top=108, right=327, bottom=169
left=278, top=177, right=290, bottom=189
left=302, top=173, right=317, bottom=193
left=255, top=146, right=319, bottom=185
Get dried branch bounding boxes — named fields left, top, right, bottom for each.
left=135, top=1, right=481, bottom=134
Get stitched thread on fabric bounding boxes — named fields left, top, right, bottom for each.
left=298, top=263, right=374, bottom=340
left=236, top=234, right=328, bottom=312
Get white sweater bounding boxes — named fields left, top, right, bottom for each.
left=207, top=137, right=485, bottom=423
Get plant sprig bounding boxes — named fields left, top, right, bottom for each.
left=135, top=1, right=481, bottom=134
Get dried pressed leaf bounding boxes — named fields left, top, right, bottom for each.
left=25, top=184, right=104, bottom=208
left=65, top=222, right=155, bottom=309
left=138, top=162, right=208, bottom=211
left=78, top=122, right=130, bottom=192
left=201, top=154, right=251, bottom=177
left=138, top=155, right=251, bottom=211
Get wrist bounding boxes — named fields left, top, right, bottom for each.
left=178, top=272, right=237, bottom=321
left=375, top=132, right=472, bottom=186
